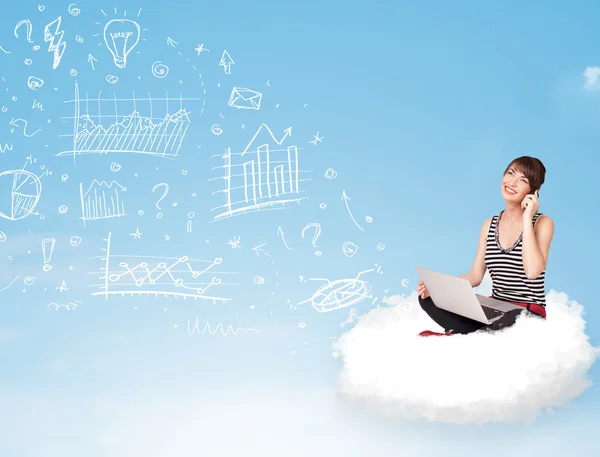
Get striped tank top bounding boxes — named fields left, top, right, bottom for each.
left=484, top=210, right=546, bottom=306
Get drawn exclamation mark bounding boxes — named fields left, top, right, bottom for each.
left=41, top=238, right=55, bottom=272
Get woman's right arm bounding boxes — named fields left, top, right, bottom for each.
left=458, top=217, right=492, bottom=288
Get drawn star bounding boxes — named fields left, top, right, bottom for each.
left=310, top=131, right=323, bottom=146
left=130, top=227, right=142, bottom=239
left=227, top=236, right=241, bottom=249
left=195, top=44, right=210, bottom=55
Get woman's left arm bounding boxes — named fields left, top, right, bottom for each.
left=522, top=215, right=555, bottom=280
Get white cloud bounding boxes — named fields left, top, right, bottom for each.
left=333, top=288, right=600, bottom=424
left=583, top=66, right=600, bottom=89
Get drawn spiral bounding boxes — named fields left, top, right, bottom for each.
left=68, top=3, right=81, bottom=16
left=27, top=76, right=44, bottom=90
left=211, top=124, right=223, bottom=135
left=151, top=61, right=169, bottom=79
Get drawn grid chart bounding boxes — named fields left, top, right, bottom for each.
left=58, top=83, right=201, bottom=158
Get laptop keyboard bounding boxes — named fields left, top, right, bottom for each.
left=482, top=306, right=504, bottom=321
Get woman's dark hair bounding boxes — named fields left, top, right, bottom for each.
left=504, top=156, right=546, bottom=194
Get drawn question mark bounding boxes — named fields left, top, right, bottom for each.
left=14, top=19, right=34, bottom=43
left=301, top=222, right=322, bottom=249
left=152, top=183, right=169, bottom=218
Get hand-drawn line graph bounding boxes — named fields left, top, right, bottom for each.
left=89, top=232, right=234, bottom=302
left=210, top=124, right=309, bottom=221
left=57, top=83, right=201, bottom=160
left=79, top=180, right=126, bottom=226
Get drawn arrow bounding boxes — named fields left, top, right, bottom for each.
left=242, top=124, right=293, bottom=156
left=0, top=45, right=11, bottom=54
left=10, top=118, right=41, bottom=137
left=342, top=190, right=364, bottom=231
left=277, top=226, right=292, bottom=250
left=167, top=37, right=178, bottom=48
left=219, top=50, right=235, bottom=74
left=88, top=54, right=97, bottom=70
left=252, top=242, right=268, bottom=257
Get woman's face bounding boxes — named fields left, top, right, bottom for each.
left=501, top=166, right=532, bottom=200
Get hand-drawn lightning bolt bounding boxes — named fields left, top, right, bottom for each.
left=43, top=17, right=66, bottom=70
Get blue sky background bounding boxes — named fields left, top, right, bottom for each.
left=1, top=0, right=599, bottom=455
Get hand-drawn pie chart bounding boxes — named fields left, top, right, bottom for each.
left=0, top=169, right=42, bottom=220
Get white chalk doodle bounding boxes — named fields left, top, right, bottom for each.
left=0, top=168, right=42, bottom=220
left=342, top=241, right=358, bottom=257
left=27, top=76, right=43, bottom=90
left=227, top=236, right=241, bottom=249
left=0, top=275, right=19, bottom=292
left=61, top=174, right=68, bottom=182
left=90, top=233, right=232, bottom=302
left=0, top=231, right=6, bottom=242
left=186, top=211, right=195, bottom=232
left=103, top=19, right=140, bottom=68
left=24, top=59, right=32, bottom=65
left=152, top=183, right=169, bottom=209
left=365, top=216, right=373, bottom=223
left=79, top=180, right=127, bottom=226
left=324, top=168, right=337, bottom=179
left=194, top=44, right=209, bottom=54
left=44, top=17, right=67, bottom=69
left=10, top=118, right=41, bottom=137
left=0, top=45, right=11, bottom=54
left=47, top=300, right=81, bottom=311
left=14, top=19, right=34, bottom=43
left=69, top=69, right=78, bottom=76
left=58, top=205, right=68, bottom=213
left=277, top=226, right=293, bottom=250
left=130, top=227, right=142, bottom=239
left=57, top=280, right=69, bottom=292
left=23, top=276, right=35, bottom=286
left=254, top=276, right=265, bottom=285
left=0, top=144, right=13, bottom=153
left=376, top=242, right=385, bottom=251
left=41, top=237, right=55, bottom=271
left=110, top=162, right=122, bottom=172
left=69, top=235, right=82, bottom=247
left=87, top=54, right=98, bottom=70
left=301, top=222, right=322, bottom=247
left=32, top=99, right=44, bottom=111
left=68, top=4, right=81, bottom=16
left=342, top=190, right=364, bottom=231
left=310, top=131, right=323, bottom=145
left=105, top=75, right=118, bottom=84
left=76, top=35, right=84, bottom=43
left=211, top=124, right=223, bottom=135
left=58, top=83, right=197, bottom=159
left=151, top=61, right=169, bottom=78
left=219, top=50, right=234, bottom=74
left=211, top=124, right=307, bottom=221
left=298, top=268, right=374, bottom=313
left=228, top=87, right=262, bottom=110
left=187, top=319, right=259, bottom=336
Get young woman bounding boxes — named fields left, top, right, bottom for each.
left=416, top=156, right=554, bottom=335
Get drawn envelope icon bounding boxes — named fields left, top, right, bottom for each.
left=228, top=87, right=262, bottom=110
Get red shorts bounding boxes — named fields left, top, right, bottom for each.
left=489, top=295, right=546, bottom=319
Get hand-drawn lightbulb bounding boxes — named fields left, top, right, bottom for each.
left=103, top=19, right=140, bottom=69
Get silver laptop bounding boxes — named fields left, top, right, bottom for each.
left=415, top=266, right=523, bottom=324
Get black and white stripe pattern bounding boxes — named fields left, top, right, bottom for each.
left=485, top=210, right=546, bottom=306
